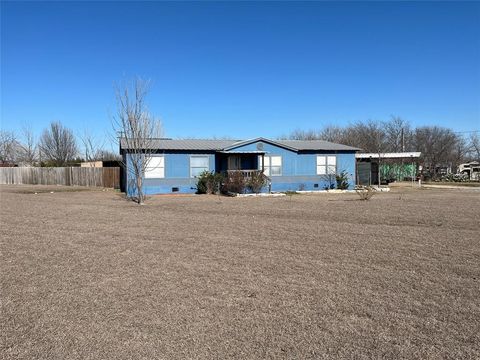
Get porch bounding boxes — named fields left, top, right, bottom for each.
left=215, top=151, right=266, bottom=178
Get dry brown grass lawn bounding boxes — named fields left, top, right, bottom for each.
left=1, top=185, right=479, bottom=359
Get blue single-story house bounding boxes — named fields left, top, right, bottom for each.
left=120, top=137, right=360, bottom=195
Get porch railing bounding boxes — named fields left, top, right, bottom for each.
left=226, top=169, right=262, bottom=179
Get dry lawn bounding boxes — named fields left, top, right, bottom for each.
left=1, top=185, right=479, bottom=359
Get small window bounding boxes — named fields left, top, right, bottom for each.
left=190, top=156, right=209, bottom=177
left=145, top=156, right=165, bottom=178
left=258, top=155, right=282, bottom=176
left=172, top=187, right=179, bottom=192
left=317, top=155, right=336, bottom=175
left=327, top=156, right=336, bottom=174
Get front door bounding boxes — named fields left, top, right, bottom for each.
left=228, top=155, right=241, bottom=170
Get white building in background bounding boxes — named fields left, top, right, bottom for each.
left=458, top=161, right=480, bottom=181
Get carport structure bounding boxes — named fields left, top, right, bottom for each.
left=355, top=152, right=421, bottom=185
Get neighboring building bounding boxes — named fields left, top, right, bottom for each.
left=458, top=161, right=480, bottom=181
left=120, top=137, right=359, bottom=195
left=80, top=161, right=103, bottom=168
left=355, top=152, right=421, bottom=185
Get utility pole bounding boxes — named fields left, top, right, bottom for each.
left=401, top=128, right=405, bottom=152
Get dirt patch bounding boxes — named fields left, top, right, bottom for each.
left=1, top=185, right=479, bottom=359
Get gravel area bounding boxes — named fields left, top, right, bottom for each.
left=1, top=185, right=479, bottom=359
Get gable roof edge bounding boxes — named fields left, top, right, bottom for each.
left=223, top=137, right=298, bottom=152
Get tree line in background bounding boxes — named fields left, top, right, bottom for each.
left=0, top=78, right=162, bottom=204
left=1, top=113, right=478, bottom=179
left=0, top=122, right=120, bottom=167
left=282, top=116, right=480, bottom=178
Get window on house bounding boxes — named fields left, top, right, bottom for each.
left=145, top=156, right=165, bottom=178
left=259, top=155, right=282, bottom=176
left=317, top=155, right=337, bottom=175
left=190, top=156, right=209, bottom=177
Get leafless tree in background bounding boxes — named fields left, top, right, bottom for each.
left=19, top=125, right=38, bottom=165
left=414, top=126, right=459, bottom=177
left=95, top=149, right=122, bottom=161
left=317, top=125, right=347, bottom=144
left=113, top=78, right=163, bottom=204
left=39, top=121, right=78, bottom=166
left=0, top=130, right=20, bottom=163
left=284, top=125, right=350, bottom=144
left=285, top=129, right=320, bottom=140
left=283, top=117, right=474, bottom=178
left=384, top=116, right=414, bottom=152
left=80, top=130, right=106, bottom=163
left=468, top=133, right=480, bottom=161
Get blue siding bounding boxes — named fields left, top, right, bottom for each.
left=163, top=153, right=215, bottom=178
left=230, top=142, right=297, bottom=176
left=124, top=140, right=357, bottom=195
left=228, top=140, right=357, bottom=191
left=126, top=153, right=215, bottom=196
left=337, top=153, right=356, bottom=190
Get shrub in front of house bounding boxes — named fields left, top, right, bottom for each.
left=221, top=171, right=246, bottom=194
left=196, top=171, right=224, bottom=194
left=336, top=171, right=350, bottom=190
left=355, top=185, right=376, bottom=200
left=247, top=171, right=268, bottom=194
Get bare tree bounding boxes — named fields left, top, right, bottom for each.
left=79, top=130, right=106, bottom=163
left=282, top=118, right=473, bottom=181
left=317, top=125, right=347, bottom=144
left=286, top=128, right=320, bottom=140
left=384, top=116, right=414, bottom=152
left=113, top=78, right=163, bottom=204
left=468, top=132, right=480, bottom=161
left=19, top=125, right=38, bottom=165
left=283, top=126, right=349, bottom=144
left=414, top=126, right=460, bottom=178
left=95, top=149, right=121, bottom=161
left=39, top=121, right=78, bottom=166
left=0, top=130, right=20, bottom=164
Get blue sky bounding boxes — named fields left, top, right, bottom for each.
left=1, top=1, right=479, bottom=146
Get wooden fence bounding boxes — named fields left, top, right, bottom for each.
left=0, top=167, right=120, bottom=188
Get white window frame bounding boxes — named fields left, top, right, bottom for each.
left=317, top=155, right=337, bottom=175
left=259, top=155, right=282, bottom=176
left=145, top=156, right=165, bottom=179
left=190, top=155, right=209, bottom=178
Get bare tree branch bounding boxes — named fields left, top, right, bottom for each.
left=79, top=130, right=106, bottom=163
left=113, top=78, right=164, bottom=204
left=0, top=130, right=20, bottom=164
left=468, top=133, right=480, bottom=160
left=39, top=121, right=78, bottom=166
left=19, top=125, right=38, bottom=165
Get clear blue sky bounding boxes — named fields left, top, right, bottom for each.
left=1, top=1, right=479, bottom=146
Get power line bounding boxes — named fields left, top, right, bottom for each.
left=454, top=130, right=480, bottom=134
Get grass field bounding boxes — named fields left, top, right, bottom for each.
left=1, top=185, right=479, bottom=359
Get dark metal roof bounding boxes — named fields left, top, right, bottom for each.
left=217, top=150, right=266, bottom=154
left=120, top=138, right=238, bottom=150
left=276, top=140, right=361, bottom=151
left=119, top=137, right=360, bottom=152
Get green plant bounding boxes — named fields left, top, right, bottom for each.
left=336, top=171, right=350, bottom=190
left=196, top=171, right=224, bottom=194
left=247, top=171, right=268, bottom=193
